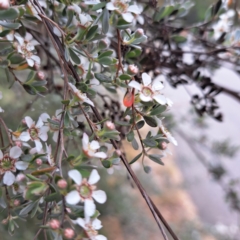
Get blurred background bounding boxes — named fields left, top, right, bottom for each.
left=1, top=0, right=240, bottom=239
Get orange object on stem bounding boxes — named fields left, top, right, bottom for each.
left=123, top=89, right=135, bottom=107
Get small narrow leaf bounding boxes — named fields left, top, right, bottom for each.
left=143, top=116, right=157, bottom=127
left=129, top=152, right=142, bottom=164
left=148, top=154, right=164, bottom=165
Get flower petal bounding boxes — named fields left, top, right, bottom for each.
left=34, top=140, right=42, bottom=152
left=82, top=133, right=89, bottom=151
left=139, top=93, right=152, bottom=102
left=36, top=117, right=43, bottom=128
left=10, top=146, right=22, bottom=159
left=0, top=150, right=3, bottom=159
left=25, top=116, right=34, bottom=128
left=92, top=218, right=102, bottom=230
left=68, top=169, right=82, bottom=185
left=153, top=94, right=167, bottom=105
left=88, top=169, right=100, bottom=185
left=128, top=5, right=141, bottom=14
left=76, top=218, right=86, bottom=229
left=40, top=113, right=50, bottom=122
left=95, top=235, right=107, bottom=240
left=52, top=131, right=59, bottom=143
left=94, top=152, right=107, bottom=159
left=16, top=161, right=29, bottom=170
left=27, top=58, right=34, bottom=67
left=122, top=12, right=134, bottom=23
left=39, top=126, right=49, bottom=141
left=31, top=55, right=40, bottom=64
left=19, top=132, right=31, bottom=142
left=3, top=171, right=15, bottom=186
left=142, top=73, right=152, bottom=86
left=92, top=190, right=107, bottom=204
left=65, top=190, right=81, bottom=205
left=106, top=2, right=117, bottom=10
left=128, top=80, right=141, bottom=91
left=84, top=199, right=96, bottom=217
left=90, top=140, right=100, bottom=150
left=152, top=80, right=164, bottom=91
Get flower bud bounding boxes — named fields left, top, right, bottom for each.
left=0, top=0, right=10, bottom=9
left=16, top=173, right=25, bottom=182
left=36, top=158, right=42, bottom=165
left=57, top=179, right=67, bottom=189
left=116, top=149, right=121, bottom=156
left=15, top=141, right=22, bottom=148
left=127, top=65, right=138, bottom=75
left=2, top=218, right=8, bottom=224
left=64, top=228, right=75, bottom=239
left=159, top=141, right=168, bottom=150
left=37, top=71, right=45, bottom=80
left=105, top=121, right=115, bottom=130
left=98, top=40, right=108, bottom=50
left=14, top=199, right=20, bottom=206
left=134, top=28, right=144, bottom=38
left=49, top=219, right=60, bottom=230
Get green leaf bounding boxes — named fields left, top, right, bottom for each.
left=127, top=131, right=134, bottom=142
left=148, top=154, right=164, bottom=165
left=23, top=84, right=37, bottom=95
left=150, top=105, right=167, bottom=115
left=116, top=18, right=132, bottom=29
left=143, top=138, right=157, bottom=147
left=119, top=74, right=132, bottom=80
left=0, top=29, right=10, bottom=37
left=45, top=192, right=61, bottom=202
left=94, top=73, right=112, bottom=83
left=8, top=53, right=24, bottom=64
left=0, top=8, right=19, bottom=20
left=171, top=35, right=187, bottom=43
left=143, top=116, right=157, bottom=127
left=102, top=160, right=111, bottom=168
left=102, top=8, right=109, bottom=34
left=0, top=21, right=21, bottom=29
left=86, top=25, right=98, bottom=40
left=92, top=2, right=106, bottom=11
left=25, top=70, right=36, bottom=84
left=115, top=120, right=131, bottom=126
left=154, top=5, right=175, bottom=21
left=211, top=0, right=222, bottom=17
left=66, top=8, right=74, bottom=27
left=98, top=50, right=113, bottom=59
left=64, top=111, right=70, bottom=127
left=69, top=48, right=81, bottom=65
left=131, top=137, right=139, bottom=150
left=129, top=152, right=142, bottom=164
left=98, top=56, right=112, bottom=65
left=64, top=47, right=70, bottom=62
left=136, top=120, right=145, bottom=129
left=61, top=100, right=70, bottom=105
left=19, top=201, right=36, bottom=216
left=26, top=174, right=41, bottom=181
left=144, top=166, right=151, bottom=173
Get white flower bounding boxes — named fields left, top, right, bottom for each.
left=212, top=10, right=235, bottom=40
left=0, top=146, right=28, bottom=186
left=106, top=0, right=142, bottom=23
left=75, top=217, right=107, bottom=240
left=20, top=116, right=49, bottom=152
left=15, top=33, right=40, bottom=67
left=40, top=110, right=61, bottom=143
left=129, top=73, right=167, bottom=105
left=155, top=118, right=178, bottom=146
left=82, top=133, right=107, bottom=159
left=69, top=83, right=94, bottom=107
left=65, top=169, right=107, bottom=217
